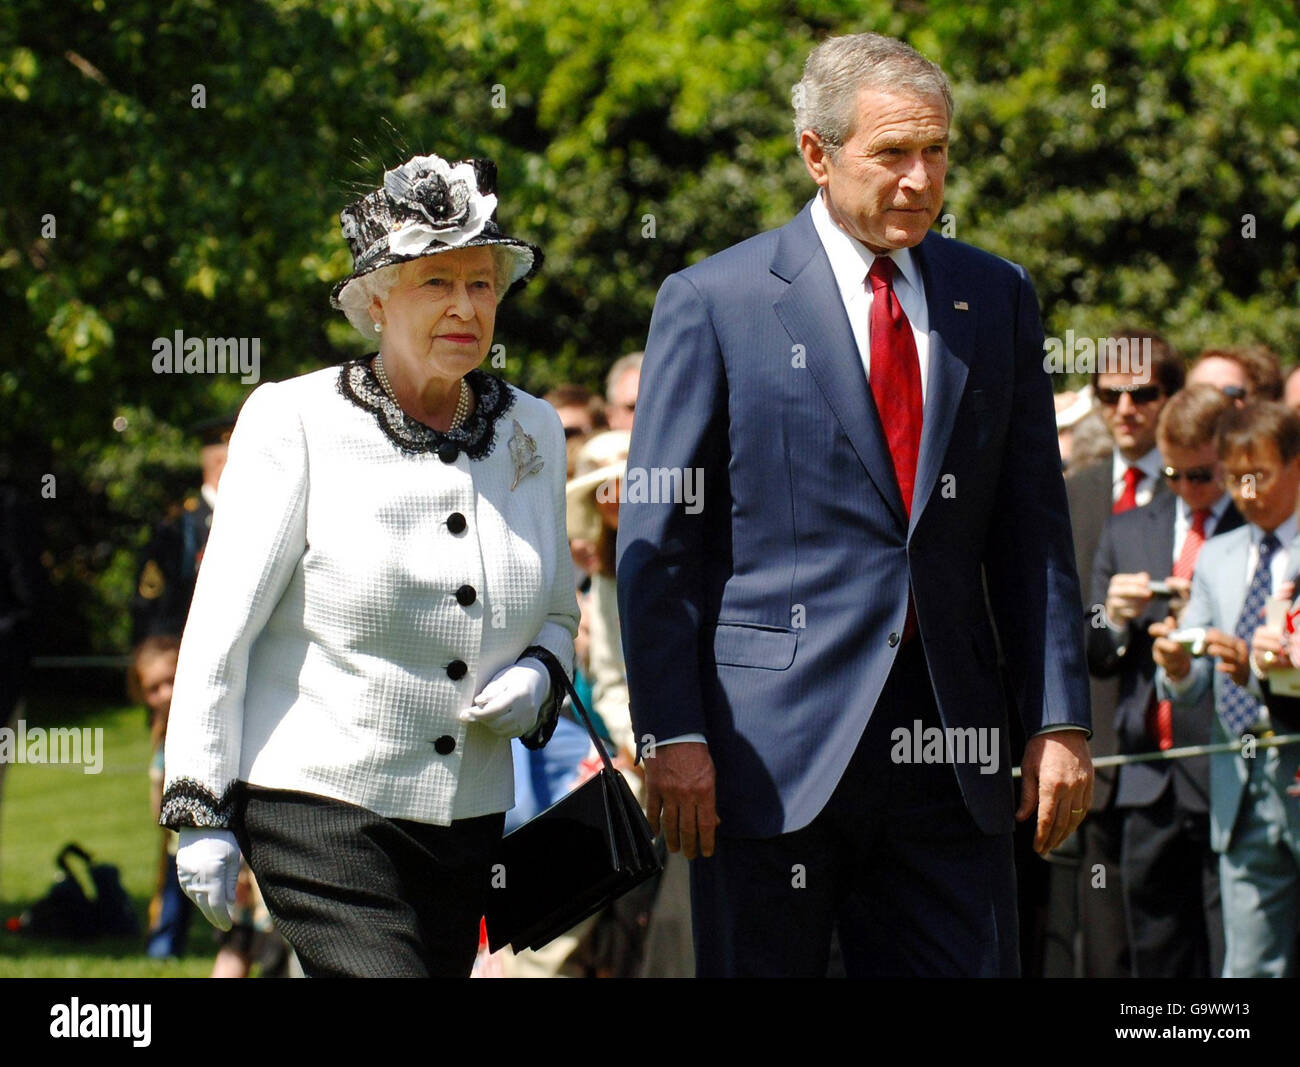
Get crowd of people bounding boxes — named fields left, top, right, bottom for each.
left=1042, top=333, right=1300, bottom=978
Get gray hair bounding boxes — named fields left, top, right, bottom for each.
left=606, top=351, right=643, bottom=402
left=793, top=33, right=953, bottom=157
left=336, top=246, right=517, bottom=340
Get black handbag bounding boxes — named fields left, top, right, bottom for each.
left=484, top=668, right=662, bottom=953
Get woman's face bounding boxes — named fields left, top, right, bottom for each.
left=372, top=246, right=498, bottom=380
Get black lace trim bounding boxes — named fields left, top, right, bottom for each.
left=337, top=356, right=515, bottom=459
left=159, top=777, right=238, bottom=830
left=517, top=645, right=570, bottom=751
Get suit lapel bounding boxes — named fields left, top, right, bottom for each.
left=772, top=207, right=907, bottom=527
left=1217, top=528, right=1253, bottom=633
left=1148, top=492, right=1176, bottom=577
left=908, top=234, right=973, bottom=536
left=1215, top=502, right=1245, bottom=539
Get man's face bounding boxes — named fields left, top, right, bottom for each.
left=1159, top=438, right=1223, bottom=512
left=1223, top=439, right=1300, bottom=532
left=800, top=88, right=948, bottom=254
left=556, top=404, right=593, bottom=440
left=1187, top=357, right=1249, bottom=404
left=606, top=369, right=639, bottom=431
left=1097, top=371, right=1167, bottom=460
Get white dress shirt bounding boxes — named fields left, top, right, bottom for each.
left=1172, top=493, right=1233, bottom=566
left=1111, top=446, right=1163, bottom=509
left=809, top=190, right=931, bottom=403
left=1246, top=513, right=1298, bottom=597
left=162, top=361, right=578, bottom=828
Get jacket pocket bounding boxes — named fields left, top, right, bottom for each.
left=711, top=622, right=797, bottom=670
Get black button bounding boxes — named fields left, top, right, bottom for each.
left=446, top=659, right=468, bottom=680
left=433, top=735, right=456, bottom=755
left=456, top=584, right=477, bottom=606
left=888, top=632, right=900, bottom=647
left=437, top=442, right=460, bottom=464
left=446, top=512, right=467, bottom=534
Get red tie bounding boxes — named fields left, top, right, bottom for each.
left=867, top=258, right=923, bottom=515
left=1114, top=465, right=1142, bottom=514
left=867, top=257, right=923, bottom=640
left=1150, top=508, right=1211, bottom=750
left=1173, top=508, right=1209, bottom=581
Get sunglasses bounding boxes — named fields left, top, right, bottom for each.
left=1222, top=386, right=1248, bottom=400
left=1098, top=385, right=1163, bottom=406
left=1162, top=465, right=1218, bottom=485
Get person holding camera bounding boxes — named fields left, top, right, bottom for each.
left=1152, top=400, right=1300, bottom=977
left=1088, top=384, right=1242, bottom=977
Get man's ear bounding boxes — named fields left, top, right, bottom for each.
left=799, top=130, right=831, bottom=188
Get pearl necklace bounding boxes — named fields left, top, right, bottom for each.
left=373, top=355, right=470, bottom=432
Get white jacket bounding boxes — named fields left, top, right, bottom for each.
left=161, top=359, right=578, bottom=828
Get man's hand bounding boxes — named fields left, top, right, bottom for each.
left=1105, top=571, right=1153, bottom=628
left=1205, top=627, right=1250, bottom=686
left=1251, top=624, right=1292, bottom=674
left=644, top=741, right=719, bottom=859
left=1016, top=730, right=1093, bottom=856
left=1164, top=575, right=1192, bottom=617
left=1150, top=615, right=1191, bottom=680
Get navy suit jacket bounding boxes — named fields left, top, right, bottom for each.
left=617, top=200, right=1091, bottom=838
left=1086, top=492, right=1243, bottom=811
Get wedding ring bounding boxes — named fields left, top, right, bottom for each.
left=1070, top=808, right=1084, bottom=815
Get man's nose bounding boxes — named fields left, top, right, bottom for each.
left=899, top=154, right=930, bottom=191
left=1115, top=391, right=1137, bottom=415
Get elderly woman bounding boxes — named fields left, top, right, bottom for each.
left=160, top=153, right=577, bottom=978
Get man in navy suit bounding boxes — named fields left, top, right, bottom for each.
left=617, top=32, right=1093, bottom=977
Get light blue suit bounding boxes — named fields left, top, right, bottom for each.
left=1156, top=522, right=1300, bottom=977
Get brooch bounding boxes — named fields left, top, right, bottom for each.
left=508, top=419, right=544, bottom=490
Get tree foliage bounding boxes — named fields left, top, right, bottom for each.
left=2, top=0, right=1297, bottom=650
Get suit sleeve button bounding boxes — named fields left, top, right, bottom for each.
left=888, top=632, right=901, bottom=647
left=446, top=512, right=467, bottom=534
left=446, top=659, right=468, bottom=680
left=433, top=735, right=456, bottom=755
left=455, top=584, right=477, bottom=606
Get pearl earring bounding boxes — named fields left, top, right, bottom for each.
left=373, top=322, right=383, bottom=334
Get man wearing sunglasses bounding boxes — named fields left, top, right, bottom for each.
left=1187, top=345, right=1283, bottom=407
left=1088, top=385, right=1242, bottom=977
left=1060, top=327, right=1184, bottom=977
left=1153, top=401, right=1300, bottom=976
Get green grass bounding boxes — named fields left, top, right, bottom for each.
left=0, top=691, right=220, bottom=977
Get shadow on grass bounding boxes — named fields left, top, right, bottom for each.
left=0, top=892, right=220, bottom=978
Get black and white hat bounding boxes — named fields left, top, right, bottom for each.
left=329, top=154, right=542, bottom=308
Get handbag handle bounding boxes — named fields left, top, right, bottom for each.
left=525, top=647, right=620, bottom=780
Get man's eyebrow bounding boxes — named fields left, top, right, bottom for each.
left=870, top=132, right=950, bottom=150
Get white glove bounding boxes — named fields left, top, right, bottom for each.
left=460, top=658, right=551, bottom=738
left=176, top=828, right=241, bottom=931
